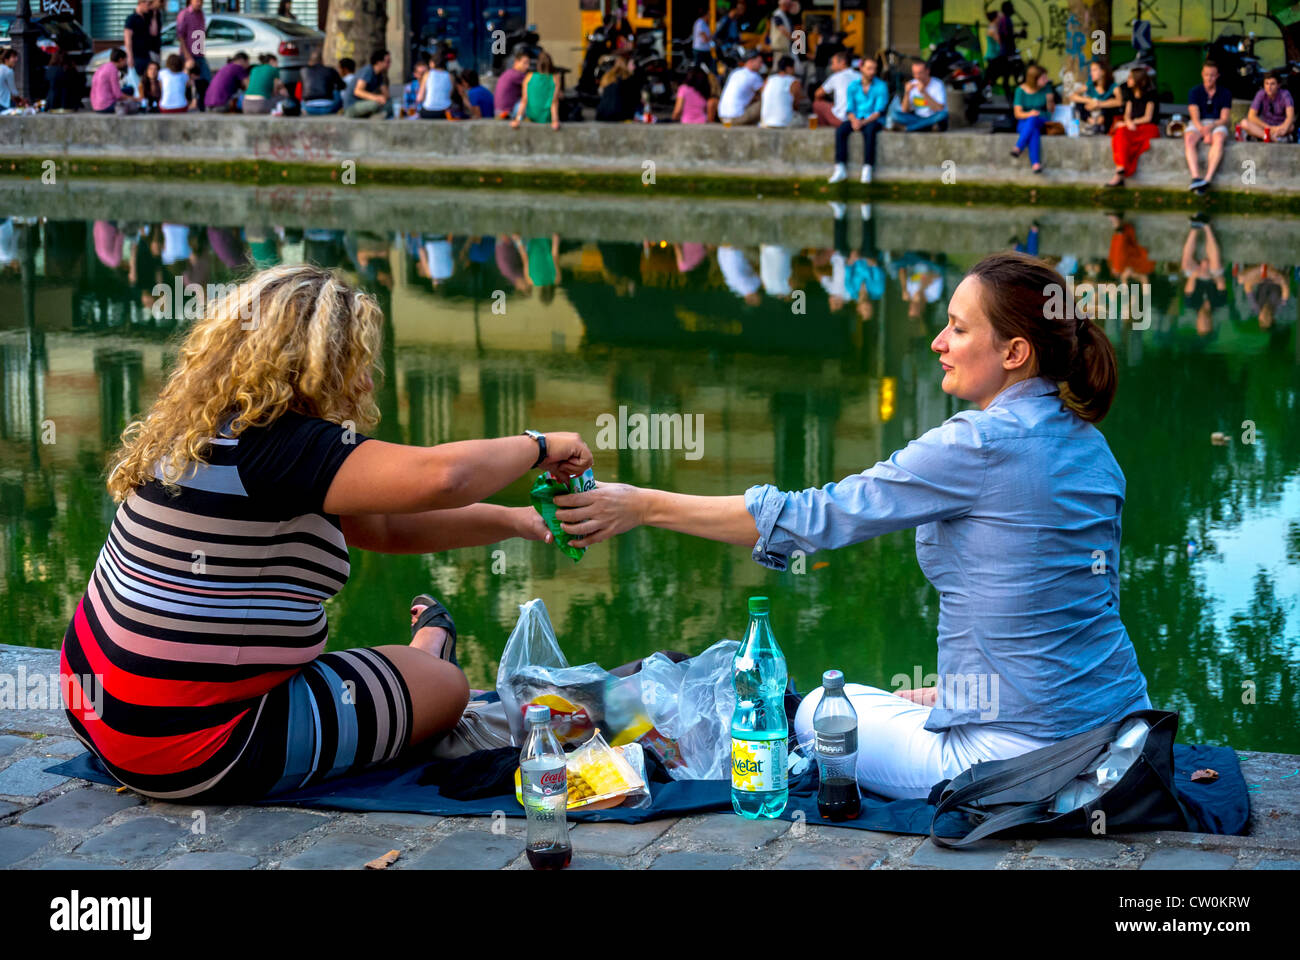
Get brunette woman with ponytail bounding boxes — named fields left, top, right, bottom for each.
left=554, top=251, right=1152, bottom=800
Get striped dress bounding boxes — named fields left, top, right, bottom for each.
left=61, top=412, right=412, bottom=800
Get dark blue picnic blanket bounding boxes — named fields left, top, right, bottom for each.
left=45, top=742, right=1248, bottom=837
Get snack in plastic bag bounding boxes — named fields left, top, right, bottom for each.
left=497, top=598, right=608, bottom=746
left=530, top=468, right=596, bottom=562
left=513, top=729, right=648, bottom=810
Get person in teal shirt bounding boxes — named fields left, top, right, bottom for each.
left=1011, top=64, right=1054, bottom=173
left=242, top=53, right=285, bottom=114
left=1070, top=60, right=1122, bottom=134
left=828, top=56, right=890, bottom=184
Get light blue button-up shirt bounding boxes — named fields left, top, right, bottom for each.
left=745, top=376, right=1151, bottom=740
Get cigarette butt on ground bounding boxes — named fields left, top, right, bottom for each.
left=364, top=849, right=401, bottom=870
left=115, top=786, right=130, bottom=793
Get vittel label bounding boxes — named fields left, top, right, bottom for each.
left=731, top=738, right=788, bottom=792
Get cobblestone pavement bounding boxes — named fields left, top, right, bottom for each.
left=4, top=646, right=1298, bottom=871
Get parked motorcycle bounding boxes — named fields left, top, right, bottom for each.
left=1205, top=31, right=1263, bottom=101
left=484, top=8, right=538, bottom=75
left=1113, top=19, right=1157, bottom=87
left=633, top=26, right=674, bottom=108
left=928, top=24, right=985, bottom=125
left=577, top=24, right=619, bottom=106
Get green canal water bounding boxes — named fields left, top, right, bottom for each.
left=1, top=187, right=1297, bottom=753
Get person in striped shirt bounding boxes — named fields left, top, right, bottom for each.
left=61, top=263, right=593, bottom=801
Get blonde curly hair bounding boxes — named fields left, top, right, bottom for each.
left=107, top=264, right=383, bottom=502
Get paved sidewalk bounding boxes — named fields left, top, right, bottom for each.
left=4, top=645, right=1298, bottom=870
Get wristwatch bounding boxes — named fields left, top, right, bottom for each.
left=523, top=430, right=547, bottom=469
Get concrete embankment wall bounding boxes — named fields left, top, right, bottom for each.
left=2, top=114, right=1298, bottom=201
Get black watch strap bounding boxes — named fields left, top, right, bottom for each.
left=524, top=430, right=547, bottom=469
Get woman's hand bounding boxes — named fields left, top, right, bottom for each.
left=553, top=482, right=646, bottom=547
left=538, top=432, right=594, bottom=479
left=512, top=507, right=553, bottom=543
left=894, top=686, right=937, bottom=706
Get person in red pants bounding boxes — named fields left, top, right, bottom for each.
left=1106, top=66, right=1159, bottom=188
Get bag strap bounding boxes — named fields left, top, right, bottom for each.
left=931, top=799, right=1053, bottom=848
left=936, top=719, right=1122, bottom=814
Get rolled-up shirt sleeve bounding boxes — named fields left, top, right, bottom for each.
left=745, top=414, right=989, bottom=570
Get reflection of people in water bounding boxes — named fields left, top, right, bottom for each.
left=674, top=241, right=710, bottom=275
left=1107, top=212, right=1153, bottom=286
left=898, top=255, right=945, bottom=320
left=717, top=245, right=763, bottom=306
left=417, top=233, right=454, bottom=287
left=760, top=244, right=793, bottom=299
left=1010, top=220, right=1039, bottom=258
left=129, top=224, right=165, bottom=310
left=1181, top=218, right=1226, bottom=337
left=1238, top=263, right=1289, bottom=330
left=495, top=235, right=531, bottom=295
left=345, top=231, right=393, bottom=289
left=245, top=225, right=281, bottom=270
left=515, top=233, right=559, bottom=304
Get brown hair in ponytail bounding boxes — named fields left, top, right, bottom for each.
left=966, top=251, right=1118, bottom=423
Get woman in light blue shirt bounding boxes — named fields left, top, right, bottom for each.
left=555, top=251, right=1152, bottom=799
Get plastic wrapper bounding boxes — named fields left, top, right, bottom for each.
left=498, top=598, right=607, bottom=746
left=530, top=468, right=596, bottom=562
left=513, top=729, right=649, bottom=810
left=637, top=639, right=738, bottom=780
left=1048, top=718, right=1151, bottom=814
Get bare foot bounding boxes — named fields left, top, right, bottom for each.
left=410, top=602, right=452, bottom=659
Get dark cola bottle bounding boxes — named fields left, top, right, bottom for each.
left=814, top=670, right=862, bottom=821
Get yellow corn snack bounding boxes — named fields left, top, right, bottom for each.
left=514, top=728, right=646, bottom=810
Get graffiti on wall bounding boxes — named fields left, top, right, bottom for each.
left=945, top=0, right=1289, bottom=78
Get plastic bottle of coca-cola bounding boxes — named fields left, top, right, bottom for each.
left=520, top=704, right=571, bottom=870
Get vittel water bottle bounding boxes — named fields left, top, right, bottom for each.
left=813, top=670, right=862, bottom=821
left=520, top=704, right=571, bottom=870
left=731, top=596, right=788, bottom=819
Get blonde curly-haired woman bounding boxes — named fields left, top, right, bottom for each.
left=60, top=264, right=593, bottom=801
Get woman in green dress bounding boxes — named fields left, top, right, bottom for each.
left=511, top=50, right=561, bottom=131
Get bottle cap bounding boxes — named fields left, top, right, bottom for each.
left=822, top=669, right=845, bottom=690
left=748, top=595, right=770, bottom=615
left=525, top=704, right=551, bottom=724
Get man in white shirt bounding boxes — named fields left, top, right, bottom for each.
left=887, top=58, right=948, bottom=131
left=812, top=50, right=853, bottom=127
left=718, top=49, right=766, bottom=125
left=718, top=246, right=762, bottom=305
left=0, top=49, right=24, bottom=110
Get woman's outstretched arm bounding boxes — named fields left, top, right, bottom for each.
left=555, top=483, right=757, bottom=548
left=342, top=504, right=552, bottom=554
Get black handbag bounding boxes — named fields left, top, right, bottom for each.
left=928, top=709, right=1195, bottom=848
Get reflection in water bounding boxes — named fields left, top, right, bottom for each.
left=1, top=200, right=1297, bottom=753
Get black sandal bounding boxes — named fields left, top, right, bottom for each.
left=411, top=594, right=458, bottom=666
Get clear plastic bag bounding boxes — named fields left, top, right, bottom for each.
left=498, top=598, right=607, bottom=746
left=638, top=639, right=738, bottom=780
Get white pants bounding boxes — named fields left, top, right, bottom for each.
left=793, top=683, right=1058, bottom=800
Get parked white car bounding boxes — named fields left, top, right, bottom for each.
left=88, top=14, right=323, bottom=85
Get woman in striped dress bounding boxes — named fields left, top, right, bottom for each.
left=60, top=264, right=593, bottom=801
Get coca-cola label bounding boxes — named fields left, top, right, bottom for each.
left=815, top=730, right=857, bottom=757
left=538, top=768, right=566, bottom=792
